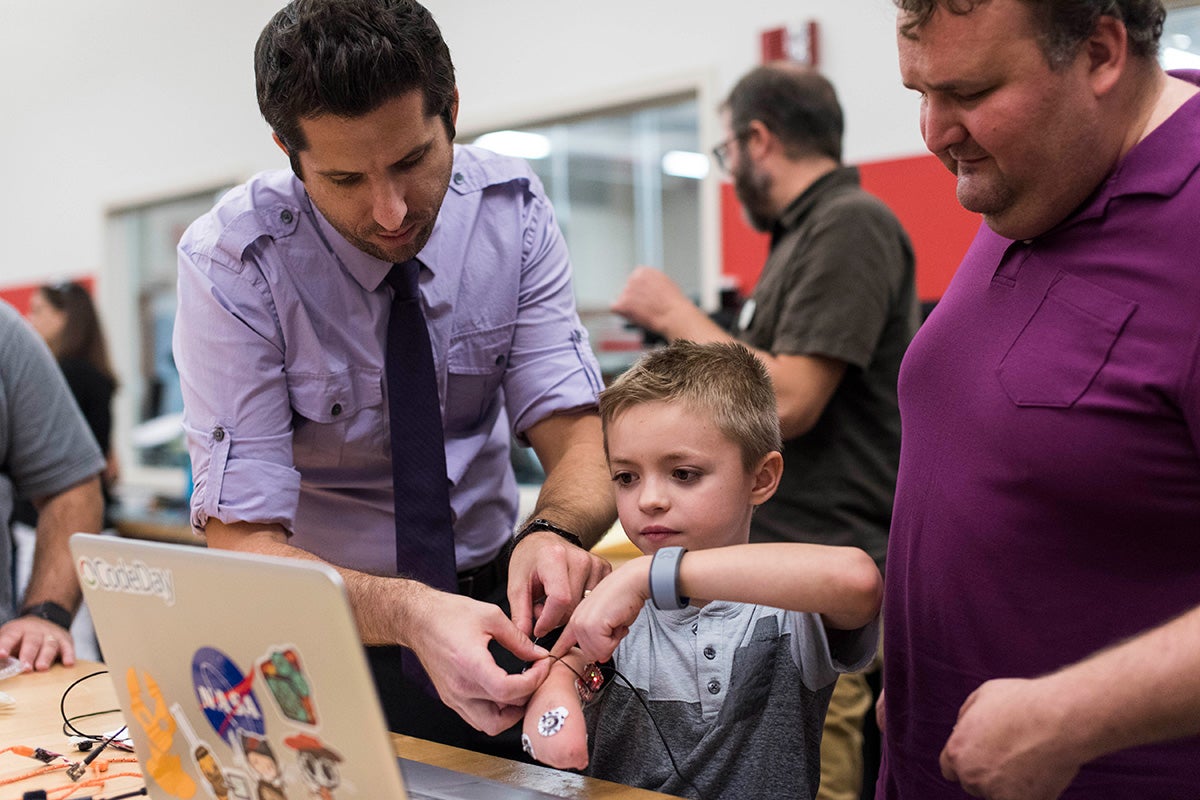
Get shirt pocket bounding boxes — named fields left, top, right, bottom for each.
left=998, top=272, right=1136, bottom=408
left=287, top=366, right=385, bottom=466
left=445, top=323, right=514, bottom=432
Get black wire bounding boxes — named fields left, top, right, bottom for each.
left=545, top=654, right=705, bottom=800
left=605, top=665, right=706, bottom=800
left=101, top=790, right=148, bottom=800
left=59, top=669, right=122, bottom=740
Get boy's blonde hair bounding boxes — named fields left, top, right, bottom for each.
left=599, top=340, right=782, bottom=470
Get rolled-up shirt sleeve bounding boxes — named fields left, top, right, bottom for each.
left=504, top=186, right=603, bottom=441
left=175, top=227, right=302, bottom=535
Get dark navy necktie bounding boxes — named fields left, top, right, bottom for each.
left=385, top=259, right=457, bottom=593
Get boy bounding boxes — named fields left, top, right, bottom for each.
left=523, top=341, right=882, bottom=799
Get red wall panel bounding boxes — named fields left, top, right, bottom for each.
left=720, top=153, right=980, bottom=302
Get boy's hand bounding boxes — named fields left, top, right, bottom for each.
left=551, top=556, right=652, bottom=662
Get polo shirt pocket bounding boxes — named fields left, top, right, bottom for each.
left=445, top=323, right=514, bottom=432
left=998, top=272, right=1136, bottom=408
left=288, top=366, right=385, bottom=465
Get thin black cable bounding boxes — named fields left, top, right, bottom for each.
left=59, top=669, right=121, bottom=740
left=545, top=654, right=705, bottom=800
left=100, top=789, right=148, bottom=800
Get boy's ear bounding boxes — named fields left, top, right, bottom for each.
left=749, top=451, right=783, bottom=506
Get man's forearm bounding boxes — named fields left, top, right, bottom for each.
left=525, top=413, right=616, bottom=549
left=204, top=519, right=435, bottom=646
left=23, top=476, right=104, bottom=614
left=1048, top=603, right=1200, bottom=764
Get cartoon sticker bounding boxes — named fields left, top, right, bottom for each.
left=285, top=733, right=343, bottom=800
left=258, top=647, right=317, bottom=726
left=242, top=733, right=288, bottom=800
left=127, top=667, right=198, bottom=798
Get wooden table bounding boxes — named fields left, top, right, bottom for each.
left=112, top=506, right=197, bottom=547
left=0, top=661, right=679, bottom=799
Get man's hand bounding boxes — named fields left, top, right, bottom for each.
left=0, top=616, right=75, bottom=671
left=612, top=267, right=711, bottom=338
left=406, top=591, right=552, bottom=735
left=508, top=531, right=611, bottom=640
left=940, top=677, right=1084, bottom=800
left=551, top=556, right=650, bottom=663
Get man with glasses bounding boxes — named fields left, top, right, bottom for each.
left=613, top=63, right=920, bottom=800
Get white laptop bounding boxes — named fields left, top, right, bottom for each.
left=70, top=534, right=565, bottom=800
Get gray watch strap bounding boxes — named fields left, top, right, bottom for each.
left=648, top=546, right=689, bottom=610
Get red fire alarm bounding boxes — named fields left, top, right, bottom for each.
left=760, top=21, right=820, bottom=67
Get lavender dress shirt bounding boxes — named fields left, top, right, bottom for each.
left=173, top=145, right=602, bottom=577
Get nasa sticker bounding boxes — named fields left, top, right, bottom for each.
left=192, top=647, right=266, bottom=743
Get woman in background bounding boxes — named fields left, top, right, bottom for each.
left=24, top=282, right=119, bottom=523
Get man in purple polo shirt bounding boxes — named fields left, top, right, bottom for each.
left=172, top=0, right=614, bottom=758
left=880, top=1, right=1200, bottom=798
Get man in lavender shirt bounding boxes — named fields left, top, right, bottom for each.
left=879, top=1, right=1200, bottom=799
left=172, top=0, right=614, bottom=756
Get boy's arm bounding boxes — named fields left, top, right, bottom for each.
left=673, top=543, right=882, bottom=630
left=556, top=543, right=881, bottom=662
left=521, top=650, right=592, bottom=770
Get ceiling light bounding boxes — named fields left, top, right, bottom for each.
left=472, top=130, right=551, bottom=159
left=661, top=150, right=709, bottom=180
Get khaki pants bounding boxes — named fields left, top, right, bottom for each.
left=818, top=670, right=874, bottom=800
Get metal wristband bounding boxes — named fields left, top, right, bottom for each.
left=648, top=546, right=689, bottom=610
left=19, top=601, right=73, bottom=630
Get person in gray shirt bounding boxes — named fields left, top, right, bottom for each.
left=0, top=300, right=104, bottom=670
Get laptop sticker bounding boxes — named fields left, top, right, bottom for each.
left=126, top=667, right=199, bottom=798
left=172, top=702, right=253, bottom=800
left=193, top=647, right=267, bottom=744
left=242, top=734, right=289, bottom=800
left=259, top=647, right=318, bottom=726
left=285, top=733, right=344, bottom=800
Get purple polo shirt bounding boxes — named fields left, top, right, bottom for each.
left=880, top=72, right=1200, bottom=798
left=174, top=145, right=602, bottom=576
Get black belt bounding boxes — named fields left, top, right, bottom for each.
left=456, top=550, right=507, bottom=601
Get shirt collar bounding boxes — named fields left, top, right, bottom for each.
left=1052, top=69, right=1200, bottom=230
left=771, top=165, right=861, bottom=247
left=303, top=194, right=393, bottom=292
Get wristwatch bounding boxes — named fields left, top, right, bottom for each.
left=649, top=546, right=689, bottom=610
left=20, top=601, right=73, bottom=630
left=512, top=517, right=584, bottom=550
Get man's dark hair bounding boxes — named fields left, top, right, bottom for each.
left=895, top=0, right=1165, bottom=66
left=254, top=0, right=457, bottom=174
left=723, top=64, right=844, bottom=164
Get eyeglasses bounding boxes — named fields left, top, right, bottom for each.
left=710, top=132, right=745, bottom=172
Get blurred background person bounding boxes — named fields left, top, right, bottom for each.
left=13, top=281, right=118, bottom=662
left=22, top=281, right=119, bottom=524
left=0, top=299, right=105, bottom=669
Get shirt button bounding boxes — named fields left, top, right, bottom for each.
left=453, top=172, right=464, bottom=185
left=703, top=646, right=716, bottom=660
left=707, top=680, right=721, bottom=695
left=212, top=427, right=225, bottom=442
left=330, top=403, right=343, bottom=416
left=280, top=209, right=294, bottom=224
left=494, top=354, right=506, bottom=366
